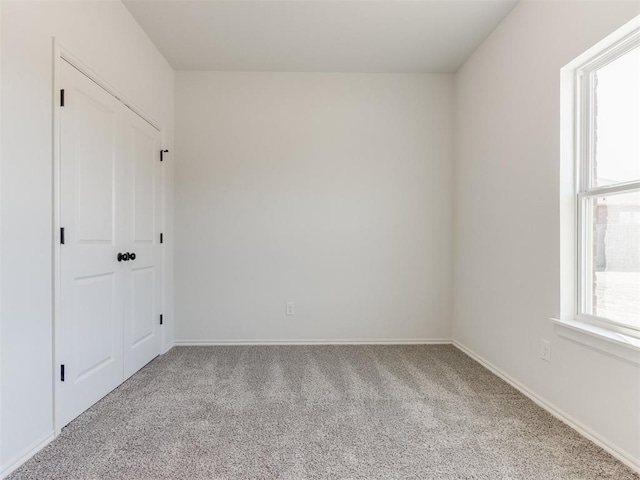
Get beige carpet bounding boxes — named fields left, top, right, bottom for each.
left=8, top=345, right=639, bottom=479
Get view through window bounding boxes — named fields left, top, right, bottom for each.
left=581, top=42, right=640, bottom=330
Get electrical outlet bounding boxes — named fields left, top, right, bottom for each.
left=541, top=339, right=551, bottom=362
left=286, top=302, right=295, bottom=316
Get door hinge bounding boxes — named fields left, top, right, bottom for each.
left=160, top=149, right=168, bottom=162
left=60, top=89, right=65, bottom=107
left=60, top=364, right=65, bottom=382
left=160, top=233, right=164, bottom=244
left=160, top=314, right=163, bottom=326
left=60, top=227, right=65, bottom=245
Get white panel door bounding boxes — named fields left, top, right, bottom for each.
left=58, top=60, right=126, bottom=427
left=122, top=108, right=162, bottom=379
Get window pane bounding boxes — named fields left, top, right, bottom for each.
left=592, top=46, right=640, bottom=187
left=588, top=191, right=640, bottom=328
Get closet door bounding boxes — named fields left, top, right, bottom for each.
left=58, top=60, right=126, bottom=427
left=122, top=108, right=163, bottom=379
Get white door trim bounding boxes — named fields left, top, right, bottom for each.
left=52, top=39, right=165, bottom=435
left=55, top=42, right=162, bottom=131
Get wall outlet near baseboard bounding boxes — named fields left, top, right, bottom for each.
left=541, top=339, right=551, bottom=362
left=286, top=302, right=295, bottom=316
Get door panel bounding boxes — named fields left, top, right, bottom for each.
left=132, top=125, right=156, bottom=243
left=58, top=60, right=125, bottom=428
left=75, top=91, right=116, bottom=243
left=123, top=108, right=162, bottom=379
left=73, top=273, right=116, bottom=380
left=131, top=267, right=155, bottom=346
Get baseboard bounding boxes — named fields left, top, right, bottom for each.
left=175, top=338, right=452, bottom=346
left=1, top=431, right=55, bottom=479
left=162, top=342, right=175, bottom=354
left=452, top=339, right=640, bottom=474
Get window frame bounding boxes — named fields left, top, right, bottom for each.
left=575, top=29, right=640, bottom=336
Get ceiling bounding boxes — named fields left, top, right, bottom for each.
left=123, top=0, right=518, bottom=73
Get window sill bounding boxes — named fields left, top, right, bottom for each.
left=551, top=318, right=640, bottom=366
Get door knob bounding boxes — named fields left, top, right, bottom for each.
left=117, top=252, right=135, bottom=262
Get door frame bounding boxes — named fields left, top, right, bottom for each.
left=52, top=39, right=167, bottom=435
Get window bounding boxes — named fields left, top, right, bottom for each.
left=576, top=31, right=640, bottom=335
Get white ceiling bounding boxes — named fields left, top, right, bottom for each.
left=123, top=0, right=518, bottom=73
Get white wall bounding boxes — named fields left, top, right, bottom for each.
left=0, top=1, right=174, bottom=474
left=175, top=72, right=453, bottom=343
left=453, top=0, right=640, bottom=469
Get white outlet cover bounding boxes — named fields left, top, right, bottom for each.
left=286, top=302, right=295, bottom=316
left=541, top=339, right=551, bottom=362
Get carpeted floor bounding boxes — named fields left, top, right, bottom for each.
left=8, top=345, right=639, bottom=479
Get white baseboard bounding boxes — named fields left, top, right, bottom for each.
left=1, top=431, right=55, bottom=480
left=452, top=339, right=640, bottom=474
left=162, top=342, right=175, bottom=354
left=175, top=338, right=452, bottom=346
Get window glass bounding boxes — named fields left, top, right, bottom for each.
left=587, top=191, right=640, bottom=328
left=592, top=45, right=640, bottom=187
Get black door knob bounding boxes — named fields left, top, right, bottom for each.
left=130, top=252, right=136, bottom=261
left=117, top=252, right=124, bottom=262
left=122, top=252, right=130, bottom=261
